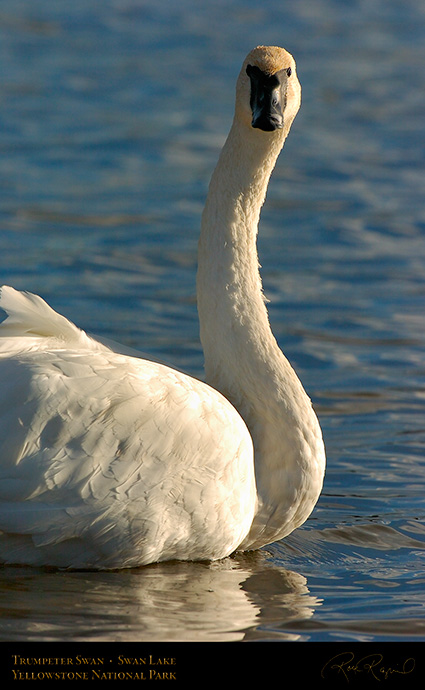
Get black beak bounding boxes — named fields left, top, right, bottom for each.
left=247, top=64, right=284, bottom=132
left=251, top=107, right=283, bottom=132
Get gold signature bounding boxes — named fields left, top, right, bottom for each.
left=321, top=651, right=415, bottom=683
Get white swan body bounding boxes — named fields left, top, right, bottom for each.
left=0, top=288, right=255, bottom=569
left=0, top=46, right=325, bottom=569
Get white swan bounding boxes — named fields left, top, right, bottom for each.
left=0, top=46, right=325, bottom=570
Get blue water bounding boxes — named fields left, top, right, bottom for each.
left=0, top=0, right=425, bottom=650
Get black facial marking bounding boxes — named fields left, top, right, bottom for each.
left=246, top=64, right=289, bottom=132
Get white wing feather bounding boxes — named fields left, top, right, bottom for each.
left=0, top=287, right=255, bottom=569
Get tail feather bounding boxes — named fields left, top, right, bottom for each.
left=0, top=286, right=93, bottom=350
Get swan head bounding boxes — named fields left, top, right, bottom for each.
left=236, top=46, right=301, bottom=135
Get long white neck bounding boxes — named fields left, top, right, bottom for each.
left=197, top=117, right=325, bottom=550
left=198, top=119, right=286, bottom=404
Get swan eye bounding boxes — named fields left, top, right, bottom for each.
left=286, top=67, right=292, bottom=77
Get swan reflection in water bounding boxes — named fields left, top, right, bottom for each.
left=0, top=553, right=320, bottom=642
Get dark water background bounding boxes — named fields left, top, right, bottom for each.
left=0, top=0, right=425, bottom=654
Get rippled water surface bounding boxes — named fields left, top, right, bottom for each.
left=1, top=0, right=425, bottom=655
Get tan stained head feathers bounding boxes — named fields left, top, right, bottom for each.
left=243, top=45, right=294, bottom=75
